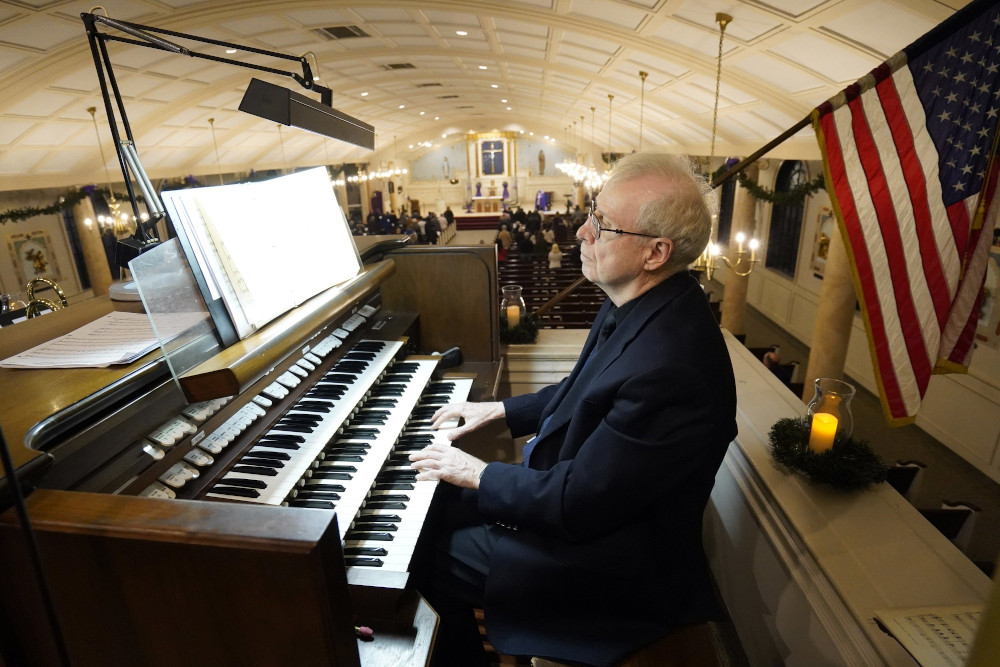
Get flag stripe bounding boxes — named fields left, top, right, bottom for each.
left=891, top=67, right=963, bottom=299
left=824, top=102, right=913, bottom=418
left=877, top=73, right=953, bottom=329
left=844, top=92, right=930, bottom=413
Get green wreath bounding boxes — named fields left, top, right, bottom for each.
left=500, top=312, right=540, bottom=344
left=712, top=164, right=826, bottom=207
left=0, top=187, right=134, bottom=225
left=768, top=417, right=888, bottom=492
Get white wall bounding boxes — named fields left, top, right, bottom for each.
left=0, top=188, right=85, bottom=302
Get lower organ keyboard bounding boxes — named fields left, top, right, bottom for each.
left=204, top=338, right=473, bottom=578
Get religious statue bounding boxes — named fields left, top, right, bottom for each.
left=538, top=150, right=546, bottom=176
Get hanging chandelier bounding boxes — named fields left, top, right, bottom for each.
left=692, top=13, right=761, bottom=282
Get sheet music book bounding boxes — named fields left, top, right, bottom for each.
left=161, top=167, right=362, bottom=340
left=874, top=604, right=983, bottom=666
left=0, top=311, right=204, bottom=369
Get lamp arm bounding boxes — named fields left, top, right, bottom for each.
left=81, top=11, right=338, bottom=265
left=86, top=14, right=327, bottom=97
left=85, top=13, right=150, bottom=255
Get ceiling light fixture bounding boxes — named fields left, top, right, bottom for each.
left=209, top=117, right=223, bottom=185
left=638, top=70, right=647, bottom=151
left=693, top=12, right=760, bottom=282
left=607, top=93, right=614, bottom=166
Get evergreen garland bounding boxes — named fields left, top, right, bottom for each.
left=768, top=417, right=888, bottom=492
left=0, top=186, right=133, bottom=225
left=500, top=312, right=540, bottom=344
left=711, top=164, right=826, bottom=207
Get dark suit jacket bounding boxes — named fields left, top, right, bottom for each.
left=476, top=270, right=737, bottom=666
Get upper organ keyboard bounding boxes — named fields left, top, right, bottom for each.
left=204, top=337, right=472, bottom=574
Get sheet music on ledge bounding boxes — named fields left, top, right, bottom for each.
left=874, top=604, right=983, bottom=666
left=0, top=311, right=205, bottom=369
left=161, top=167, right=363, bottom=340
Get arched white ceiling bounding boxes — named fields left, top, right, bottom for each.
left=0, top=0, right=969, bottom=191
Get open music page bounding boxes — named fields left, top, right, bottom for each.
left=874, top=604, right=982, bottom=666
left=162, top=168, right=361, bottom=339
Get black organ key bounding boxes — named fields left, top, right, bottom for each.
left=346, top=531, right=394, bottom=541
left=247, top=450, right=291, bottom=461
left=317, top=464, right=357, bottom=472
left=212, top=486, right=261, bottom=498
left=351, top=523, right=397, bottom=532
left=240, top=457, right=284, bottom=469
left=256, top=440, right=301, bottom=450
left=231, top=465, right=278, bottom=476
left=323, top=373, right=357, bottom=383
left=263, top=434, right=305, bottom=443
left=344, top=352, right=377, bottom=361
left=325, top=445, right=370, bottom=455
left=344, top=547, right=388, bottom=556
left=344, top=557, right=384, bottom=567
left=371, top=387, right=406, bottom=397
left=220, top=478, right=268, bottom=489
left=323, top=453, right=364, bottom=462
left=353, top=341, right=385, bottom=351
left=306, top=388, right=346, bottom=399
left=393, top=363, right=421, bottom=372
left=356, top=514, right=402, bottom=523
left=271, top=423, right=314, bottom=433
left=303, top=481, right=346, bottom=492
left=334, top=362, right=368, bottom=373
left=374, top=482, right=415, bottom=491
left=378, top=470, right=417, bottom=480
left=292, top=401, right=332, bottom=413
left=288, top=500, right=335, bottom=509
left=293, top=491, right=341, bottom=500
left=365, top=501, right=407, bottom=510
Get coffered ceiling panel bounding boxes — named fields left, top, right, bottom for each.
left=0, top=0, right=974, bottom=191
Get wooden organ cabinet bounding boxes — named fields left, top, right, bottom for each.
left=0, top=239, right=503, bottom=666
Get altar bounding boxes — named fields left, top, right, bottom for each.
left=472, top=197, right=503, bottom=213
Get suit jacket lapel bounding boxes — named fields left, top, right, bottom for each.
left=534, top=273, right=696, bottom=449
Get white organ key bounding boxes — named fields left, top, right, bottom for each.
left=344, top=378, right=473, bottom=574
left=207, top=340, right=404, bottom=505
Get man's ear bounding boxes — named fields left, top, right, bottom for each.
left=644, top=238, right=673, bottom=271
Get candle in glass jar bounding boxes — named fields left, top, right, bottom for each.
left=808, top=413, right=838, bottom=453
left=506, top=305, right=521, bottom=328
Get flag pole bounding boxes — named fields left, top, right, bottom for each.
left=710, top=115, right=812, bottom=188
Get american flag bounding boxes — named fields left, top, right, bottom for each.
left=813, top=0, right=1000, bottom=425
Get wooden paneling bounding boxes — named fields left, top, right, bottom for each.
left=0, top=490, right=360, bottom=666
left=379, top=245, right=499, bottom=364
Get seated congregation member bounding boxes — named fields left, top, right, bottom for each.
left=410, top=153, right=738, bottom=667
left=548, top=242, right=562, bottom=269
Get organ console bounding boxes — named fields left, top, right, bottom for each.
left=0, top=238, right=503, bottom=666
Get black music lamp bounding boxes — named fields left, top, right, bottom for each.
left=81, top=11, right=375, bottom=269
left=240, top=78, right=375, bottom=151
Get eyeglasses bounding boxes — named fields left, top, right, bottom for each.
left=589, top=204, right=658, bottom=240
